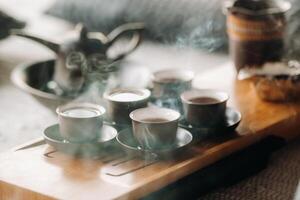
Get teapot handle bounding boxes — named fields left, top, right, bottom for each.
left=105, top=22, right=145, bottom=60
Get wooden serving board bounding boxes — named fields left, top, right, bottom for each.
left=1, top=63, right=300, bottom=200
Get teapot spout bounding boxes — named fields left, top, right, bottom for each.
left=10, top=29, right=60, bottom=53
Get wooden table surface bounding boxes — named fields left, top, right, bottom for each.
left=1, top=63, right=300, bottom=200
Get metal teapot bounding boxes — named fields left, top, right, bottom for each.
left=11, top=22, right=144, bottom=95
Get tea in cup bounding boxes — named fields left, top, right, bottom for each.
left=104, top=88, right=151, bottom=124
left=181, top=89, right=228, bottom=127
left=56, top=102, right=106, bottom=142
left=130, top=107, right=180, bottom=149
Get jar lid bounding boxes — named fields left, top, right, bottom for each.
left=224, top=0, right=291, bottom=15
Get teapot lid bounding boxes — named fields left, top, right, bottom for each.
left=224, top=0, right=291, bottom=15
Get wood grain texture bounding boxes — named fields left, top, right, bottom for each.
left=1, top=63, right=300, bottom=200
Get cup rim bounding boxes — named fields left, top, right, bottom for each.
left=103, top=87, right=151, bottom=103
left=152, top=69, right=194, bottom=84
left=181, top=89, right=229, bottom=105
left=130, top=107, right=180, bottom=124
left=56, top=102, right=106, bottom=119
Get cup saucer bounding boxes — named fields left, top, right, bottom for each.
left=103, top=119, right=131, bottom=131
left=179, top=107, right=241, bottom=139
left=43, top=124, right=118, bottom=156
left=116, top=127, right=193, bottom=157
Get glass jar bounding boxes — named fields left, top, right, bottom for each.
left=224, top=0, right=290, bottom=72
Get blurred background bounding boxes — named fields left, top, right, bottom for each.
left=0, top=0, right=299, bottom=199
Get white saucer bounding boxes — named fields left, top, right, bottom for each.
left=43, top=124, right=117, bottom=156
left=179, top=107, right=241, bottom=139
left=116, top=127, right=193, bottom=157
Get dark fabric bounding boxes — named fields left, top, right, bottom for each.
left=202, top=137, right=300, bottom=200
left=142, top=136, right=286, bottom=200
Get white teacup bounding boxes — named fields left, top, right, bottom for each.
left=130, top=107, right=180, bottom=149
left=104, top=88, right=151, bottom=124
left=152, top=69, right=194, bottom=99
left=181, top=89, right=229, bottom=127
left=56, top=102, right=106, bottom=142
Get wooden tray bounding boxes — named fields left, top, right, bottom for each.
left=1, top=63, right=300, bottom=200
